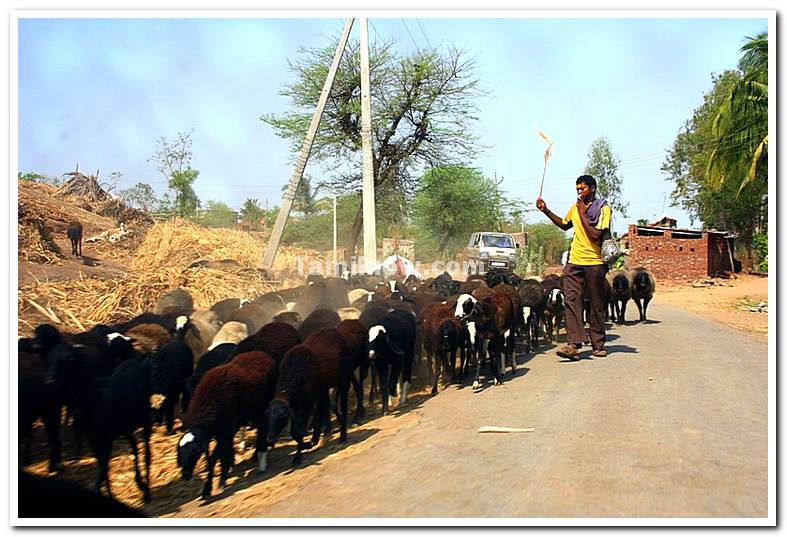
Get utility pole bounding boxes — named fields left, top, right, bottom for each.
left=262, top=18, right=355, bottom=271
left=332, top=193, right=338, bottom=275
left=359, top=18, right=377, bottom=273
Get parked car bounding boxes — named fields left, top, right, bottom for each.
left=464, top=232, right=521, bottom=275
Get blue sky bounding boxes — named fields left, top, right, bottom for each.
left=17, top=15, right=768, bottom=233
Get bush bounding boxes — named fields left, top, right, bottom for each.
left=515, top=245, right=546, bottom=277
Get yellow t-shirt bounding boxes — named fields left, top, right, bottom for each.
left=562, top=203, right=612, bottom=266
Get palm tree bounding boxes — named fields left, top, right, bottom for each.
left=706, top=32, right=768, bottom=194
left=240, top=198, right=265, bottom=228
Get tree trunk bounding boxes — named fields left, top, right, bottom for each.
left=437, top=232, right=452, bottom=257
left=344, top=201, right=364, bottom=268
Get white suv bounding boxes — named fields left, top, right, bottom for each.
left=465, top=232, right=520, bottom=275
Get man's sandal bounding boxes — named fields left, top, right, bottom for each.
left=556, top=345, right=580, bottom=360
left=592, top=348, right=608, bottom=358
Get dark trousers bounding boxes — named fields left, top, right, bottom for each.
left=563, top=262, right=608, bottom=350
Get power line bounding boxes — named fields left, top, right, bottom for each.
left=415, top=19, right=432, bottom=49
left=400, top=19, right=420, bottom=51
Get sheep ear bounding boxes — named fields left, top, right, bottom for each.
left=385, top=333, right=405, bottom=356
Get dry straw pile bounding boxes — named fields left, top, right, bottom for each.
left=18, top=218, right=326, bottom=334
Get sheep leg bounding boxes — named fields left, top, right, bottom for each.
left=621, top=300, right=628, bottom=324
left=217, top=434, right=234, bottom=490
left=125, top=432, right=150, bottom=503
left=368, top=362, right=378, bottom=405
left=201, top=445, right=219, bottom=499
left=379, top=365, right=390, bottom=415
left=338, top=383, right=349, bottom=443
left=94, top=440, right=113, bottom=499
left=643, top=296, right=651, bottom=322
left=472, top=339, right=488, bottom=391
left=399, top=354, right=412, bottom=406
left=491, top=336, right=503, bottom=386
left=429, top=349, right=438, bottom=395
left=254, top=420, right=269, bottom=473
left=350, top=370, right=364, bottom=425
left=180, top=387, right=191, bottom=415
left=448, top=348, right=457, bottom=385
left=43, top=403, right=63, bottom=472
left=164, top=396, right=176, bottom=434
left=635, top=298, right=644, bottom=322
left=142, top=423, right=152, bottom=502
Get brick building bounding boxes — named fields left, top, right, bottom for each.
left=620, top=223, right=738, bottom=281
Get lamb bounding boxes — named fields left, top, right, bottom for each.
left=606, top=269, right=632, bottom=325
left=267, top=328, right=352, bottom=465
left=542, top=287, right=566, bottom=343
left=465, top=290, right=516, bottom=390
left=348, top=288, right=374, bottom=305
left=147, top=338, right=194, bottom=433
left=208, top=321, right=248, bottom=350
left=630, top=267, right=656, bottom=322
left=178, top=351, right=277, bottom=499
left=231, top=321, right=302, bottom=364
left=367, top=309, right=417, bottom=414
left=50, top=334, right=152, bottom=502
left=299, top=308, right=341, bottom=339
left=154, top=288, right=194, bottom=317
left=66, top=221, right=83, bottom=258
left=420, top=301, right=463, bottom=394
left=517, top=278, right=547, bottom=352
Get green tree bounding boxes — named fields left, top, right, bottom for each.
left=154, top=192, right=174, bottom=214
left=411, top=166, right=501, bottom=259
left=281, top=194, right=361, bottom=251
left=169, top=169, right=200, bottom=217
left=584, top=136, right=628, bottom=218
left=706, top=32, right=768, bottom=193
left=281, top=175, right=320, bottom=215
left=663, top=70, right=766, bottom=266
left=240, top=198, right=266, bottom=229
left=523, top=222, right=569, bottom=265
left=636, top=218, right=649, bottom=226
left=121, top=182, right=157, bottom=212
left=262, top=36, right=485, bottom=263
left=198, top=200, right=237, bottom=228
left=149, top=130, right=201, bottom=217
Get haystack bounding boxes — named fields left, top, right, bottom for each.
left=18, top=218, right=327, bottom=334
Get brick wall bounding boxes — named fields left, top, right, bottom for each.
left=624, top=225, right=709, bottom=281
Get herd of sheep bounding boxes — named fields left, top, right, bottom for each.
left=17, top=265, right=655, bottom=515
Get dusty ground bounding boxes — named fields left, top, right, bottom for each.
left=656, top=273, right=768, bottom=343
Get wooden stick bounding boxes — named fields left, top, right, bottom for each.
left=478, top=426, right=535, bottom=433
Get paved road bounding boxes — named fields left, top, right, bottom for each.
left=170, top=302, right=769, bottom=519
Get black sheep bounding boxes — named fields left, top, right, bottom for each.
left=112, top=311, right=181, bottom=334
left=335, top=319, right=370, bottom=424
left=367, top=309, right=417, bottom=415
left=19, top=351, right=63, bottom=472
left=607, top=269, right=632, bottom=324
left=299, top=308, right=341, bottom=339
left=50, top=335, right=152, bottom=502
left=267, top=328, right=352, bottom=466
left=631, top=267, right=656, bottom=322
left=178, top=351, right=277, bottom=499
left=66, top=221, right=82, bottom=258
left=186, top=342, right=236, bottom=401
left=231, top=321, right=302, bottom=363
left=517, top=278, right=547, bottom=352
left=147, top=339, right=194, bottom=433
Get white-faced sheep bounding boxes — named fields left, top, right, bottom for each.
left=367, top=309, right=417, bottom=414
left=175, top=311, right=222, bottom=362
left=335, top=319, right=370, bottom=424
left=178, top=351, right=277, bottom=499
left=419, top=301, right=463, bottom=395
